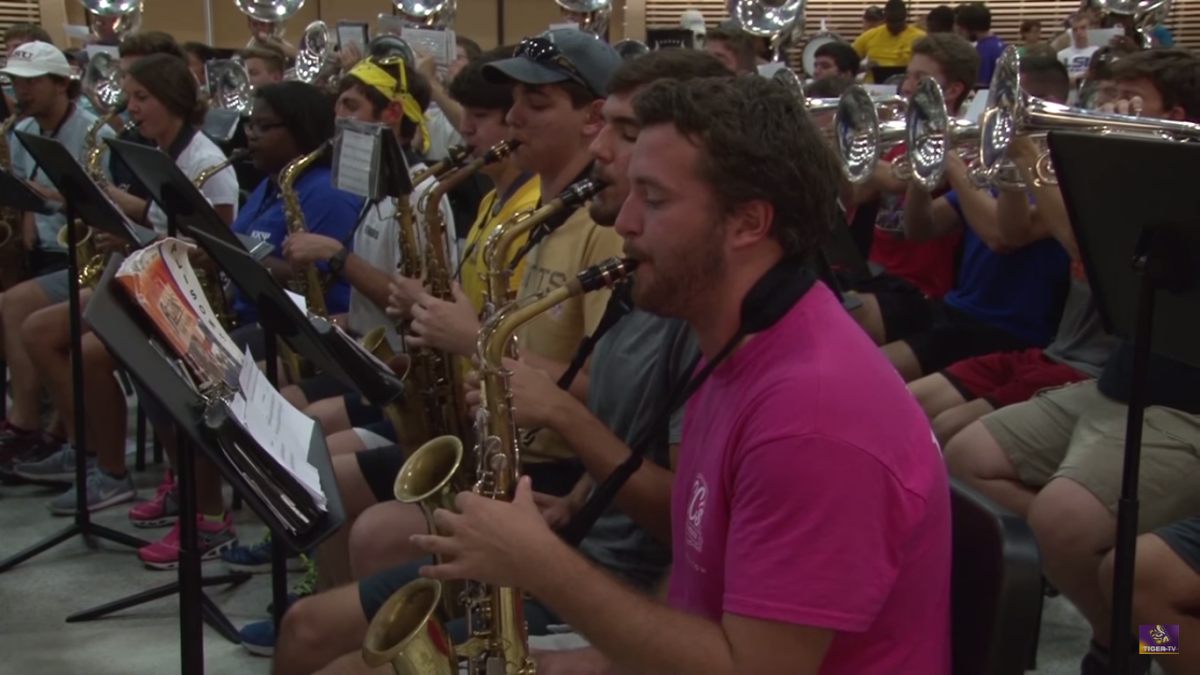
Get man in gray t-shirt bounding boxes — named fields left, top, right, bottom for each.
left=577, top=307, right=698, bottom=591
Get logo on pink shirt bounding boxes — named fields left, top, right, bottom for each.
left=686, top=474, right=708, bottom=552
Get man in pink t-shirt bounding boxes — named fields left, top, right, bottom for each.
left=412, top=75, right=952, bottom=675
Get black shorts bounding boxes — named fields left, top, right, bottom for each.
left=229, top=323, right=267, bottom=362
left=29, top=249, right=69, bottom=277
left=849, top=273, right=932, bottom=343
left=355, top=444, right=585, bottom=504
left=894, top=300, right=1031, bottom=375
left=345, top=392, right=385, bottom=428
left=1156, top=515, right=1200, bottom=574
left=296, top=373, right=353, bottom=406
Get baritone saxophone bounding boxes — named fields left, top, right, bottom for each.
left=361, top=256, right=638, bottom=675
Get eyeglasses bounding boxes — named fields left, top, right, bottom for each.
left=245, top=120, right=286, bottom=137
left=514, top=37, right=594, bottom=95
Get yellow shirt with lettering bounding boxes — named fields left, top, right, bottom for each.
left=516, top=205, right=626, bottom=462
left=853, top=24, right=926, bottom=67
left=457, top=175, right=541, bottom=373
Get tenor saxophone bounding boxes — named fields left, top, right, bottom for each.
left=362, top=257, right=638, bottom=675
left=193, top=148, right=250, bottom=329
left=480, top=178, right=605, bottom=318
left=279, top=140, right=332, bottom=317
left=369, top=141, right=520, bottom=452
left=0, top=111, right=29, bottom=290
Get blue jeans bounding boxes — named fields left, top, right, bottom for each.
left=359, top=557, right=561, bottom=643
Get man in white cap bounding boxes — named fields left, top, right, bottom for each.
left=680, top=8, right=707, bottom=47
left=0, top=41, right=113, bottom=472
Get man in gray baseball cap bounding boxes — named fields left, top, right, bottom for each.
left=482, top=27, right=621, bottom=99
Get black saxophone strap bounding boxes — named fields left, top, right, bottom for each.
left=559, top=256, right=818, bottom=547
left=518, top=281, right=636, bottom=449
left=507, top=204, right=581, bottom=272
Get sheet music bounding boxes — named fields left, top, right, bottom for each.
left=117, top=239, right=243, bottom=389
left=376, top=14, right=405, bottom=37
left=231, top=347, right=327, bottom=510
left=333, top=124, right=380, bottom=199
left=402, top=28, right=451, bottom=67
left=285, top=289, right=308, bottom=314
left=336, top=22, right=368, bottom=52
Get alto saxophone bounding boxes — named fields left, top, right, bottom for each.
left=480, top=179, right=605, bottom=318
left=362, top=257, right=638, bottom=675
left=0, top=111, right=29, bottom=290
left=279, top=140, right=332, bottom=317
left=369, top=141, right=519, bottom=452
left=277, top=140, right=332, bottom=383
left=193, top=148, right=250, bottom=329
left=58, top=110, right=123, bottom=288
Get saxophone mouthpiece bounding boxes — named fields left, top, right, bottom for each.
left=560, top=178, right=607, bottom=207
left=483, top=139, right=520, bottom=163
left=575, top=257, right=639, bottom=294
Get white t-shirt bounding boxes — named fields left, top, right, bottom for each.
left=146, top=131, right=240, bottom=233
left=1059, top=45, right=1099, bottom=80
left=347, top=161, right=457, bottom=349
left=11, top=105, right=113, bottom=252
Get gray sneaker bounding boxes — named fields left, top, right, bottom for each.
left=49, top=467, right=137, bottom=515
left=14, top=445, right=92, bottom=484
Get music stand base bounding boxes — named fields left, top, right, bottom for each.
left=67, top=572, right=250, bottom=643
left=0, top=522, right=147, bottom=574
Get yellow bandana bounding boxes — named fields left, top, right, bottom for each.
left=348, top=57, right=430, bottom=154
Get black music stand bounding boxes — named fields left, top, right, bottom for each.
left=1048, top=131, right=1200, bottom=675
left=82, top=257, right=345, bottom=674
left=0, top=132, right=154, bottom=575
left=105, top=137, right=404, bottom=629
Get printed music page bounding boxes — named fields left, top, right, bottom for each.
left=231, top=347, right=327, bottom=509
left=116, top=238, right=242, bottom=389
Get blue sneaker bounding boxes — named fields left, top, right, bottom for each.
left=222, top=532, right=305, bottom=573
left=239, top=619, right=276, bottom=657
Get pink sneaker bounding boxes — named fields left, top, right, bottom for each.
left=129, top=471, right=179, bottom=528
left=137, top=513, right=238, bottom=570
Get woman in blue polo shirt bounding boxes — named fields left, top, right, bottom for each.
left=230, top=81, right=363, bottom=344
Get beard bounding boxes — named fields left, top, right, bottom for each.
left=588, top=193, right=621, bottom=226
left=630, top=218, right=726, bottom=317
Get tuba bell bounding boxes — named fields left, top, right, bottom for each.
left=81, top=0, right=143, bottom=42
left=394, top=0, right=457, bottom=29
left=235, top=0, right=307, bottom=39
left=555, top=0, right=610, bottom=36
left=979, top=46, right=1200, bottom=185
left=834, top=84, right=910, bottom=184
left=730, top=0, right=805, bottom=62
left=206, top=59, right=254, bottom=115
left=290, top=21, right=338, bottom=89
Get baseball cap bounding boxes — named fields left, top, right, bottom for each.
left=2, top=41, right=72, bottom=79
left=482, top=28, right=621, bottom=99
left=680, top=9, right=707, bottom=35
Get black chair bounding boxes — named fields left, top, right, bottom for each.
left=950, top=478, right=1043, bottom=675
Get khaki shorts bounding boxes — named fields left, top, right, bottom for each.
left=981, top=380, right=1200, bottom=533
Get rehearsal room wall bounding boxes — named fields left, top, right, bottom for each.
left=39, top=0, right=626, bottom=51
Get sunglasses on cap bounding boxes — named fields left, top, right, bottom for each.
left=514, top=37, right=595, bottom=95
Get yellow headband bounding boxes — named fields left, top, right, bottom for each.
left=348, top=58, right=430, bottom=154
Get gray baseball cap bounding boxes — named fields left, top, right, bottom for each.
left=482, top=28, right=621, bottom=99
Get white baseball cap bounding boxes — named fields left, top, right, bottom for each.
left=2, top=41, right=73, bottom=79
left=680, top=9, right=707, bottom=35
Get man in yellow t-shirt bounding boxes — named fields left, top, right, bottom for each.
left=407, top=46, right=542, bottom=376
left=853, top=0, right=926, bottom=81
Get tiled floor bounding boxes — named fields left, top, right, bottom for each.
left=0, top=466, right=1156, bottom=675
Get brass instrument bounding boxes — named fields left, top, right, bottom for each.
left=278, top=141, right=332, bottom=383
left=395, top=0, right=457, bottom=29
left=362, top=257, right=638, bottom=675
left=279, top=141, right=332, bottom=317
left=194, top=149, right=250, bottom=329
left=57, top=109, right=124, bottom=288
left=369, top=141, right=519, bottom=452
left=412, top=144, right=471, bottom=185
left=480, top=179, right=605, bottom=318
left=979, top=46, right=1200, bottom=188
left=834, top=84, right=910, bottom=184
left=82, top=0, right=143, bottom=40
left=0, top=111, right=28, bottom=289
left=731, top=0, right=803, bottom=62
left=555, top=0, right=611, bottom=37
left=905, top=77, right=983, bottom=191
